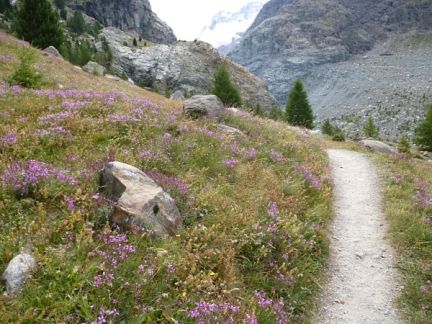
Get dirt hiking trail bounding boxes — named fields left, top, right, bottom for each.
left=315, top=149, right=402, bottom=323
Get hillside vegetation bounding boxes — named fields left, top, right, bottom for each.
left=0, top=32, right=332, bottom=322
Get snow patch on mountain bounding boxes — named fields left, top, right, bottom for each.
left=198, top=0, right=267, bottom=48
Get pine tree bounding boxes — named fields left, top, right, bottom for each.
left=67, top=10, right=87, bottom=35
left=211, top=64, right=242, bottom=107
left=0, top=0, right=11, bottom=13
left=13, top=0, right=64, bottom=49
left=415, top=105, right=432, bottom=151
left=363, top=116, right=379, bottom=138
left=133, top=38, right=138, bottom=46
left=322, top=119, right=335, bottom=136
left=285, top=79, right=314, bottom=129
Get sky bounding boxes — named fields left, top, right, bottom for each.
left=151, top=0, right=260, bottom=45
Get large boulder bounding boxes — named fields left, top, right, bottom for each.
left=2, top=244, right=36, bottom=296
left=183, top=95, right=224, bottom=119
left=83, top=61, right=106, bottom=76
left=43, top=46, right=63, bottom=59
left=98, top=27, right=279, bottom=112
left=359, top=139, right=396, bottom=154
left=100, top=161, right=181, bottom=235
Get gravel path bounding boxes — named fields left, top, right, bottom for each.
left=315, top=149, right=402, bottom=324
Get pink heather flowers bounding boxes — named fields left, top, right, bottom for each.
left=294, top=165, right=321, bottom=189
left=269, top=149, right=285, bottom=163
left=223, top=158, right=239, bottom=168
left=188, top=301, right=240, bottom=322
left=0, top=131, right=18, bottom=146
left=267, top=202, right=282, bottom=221
left=414, top=180, right=432, bottom=210
left=138, top=149, right=155, bottom=159
left=2, top=160, right=77, bottom=195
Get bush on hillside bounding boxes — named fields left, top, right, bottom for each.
left=415, top=105, right=432, bottom=151
left=285, top=79, right=314, bottom=129
left=269, top=106, right=283, bottom=121
left=363, top=116, right=379, bottom=138
left=12, top=0, right=64, bottom=49
left=321, top=119, right=335, bottom=136
left=331, top=127, right=346, bottom=142
left=211, top=64, right=242, bottom=107
left=67, top=10, right=87, bottom=35
left=7, top=49, right=43, bottom=88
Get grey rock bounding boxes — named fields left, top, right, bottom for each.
left=100, top=28, right=278, bottom=111
left=183, top=95, right=224, bottom=119
left=100, top=161, right=181, bottom=235
left=105, top=74, right=121, bottom=81
left=68, top=0, right=176, bottom=44
left=2, top=245, right=36, bottom=295
left=170, top=90, right=185, bottom=101
left=217, top=124, right=245, bottom=136
left=359, top=140, right=396, bottom=154
left=43, top=46, right=62, bottom=58
left=82, top=61, right=105, bottom=76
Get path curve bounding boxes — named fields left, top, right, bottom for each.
left=316, top=149, right=401, bottom=324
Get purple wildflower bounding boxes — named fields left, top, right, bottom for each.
left=244, top=148, right=258, bottom=160
left=0, top=131, right=18, bottom=146
left=267, top=202, right=280, bottom=220
left=65, top=196, right=76, bottom=211
left=255, top=291, right=273, bottom=309
left=223, top=158, right=239, bottom=168
left=414, top=180, right=432, bottom=210
left=270, top=150, right=285, bottom=163
left=294, top=165, right=321, bottom=189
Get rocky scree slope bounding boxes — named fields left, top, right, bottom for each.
left=227, top=0, right=432, bottom=139
left=67, top=0, right=176, bottom=44
left=99, top=27, right=279, bottom=111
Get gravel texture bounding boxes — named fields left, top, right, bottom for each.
left=315, top=149, right=402, bottom=324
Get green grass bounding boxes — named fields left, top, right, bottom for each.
left=0, top=32, right=333, bottom=322
left=373, top=153, right=432, bottom=323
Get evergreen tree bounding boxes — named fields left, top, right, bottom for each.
left=398, top=136, right=411, bottom=154
left=133, top=38, right=138, bottom=46
left=285, top=79, right=314, bottom=129
left=53, top=0, right=65, bottom=10
left=363, top=116, right=379, bottom=138
left=415, top=105, right=432, bottom=151
left=269, top=106, right=283, bottom=121
left=0, top=0, right=11, bottom=13
left=67, top=10, right=87, bottom=35
left=322, top=119, right=335, bottom=136
left=13, top=0, right=64, bottom=49
left=211, top=64, right=242, bottom=107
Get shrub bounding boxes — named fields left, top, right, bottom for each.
left=285, top=79, right=314, bottom=129
left=211, top=64, right=242, bottom=107
left=331, top=127, right=346, bottom=142
left=363, top=116, right=379, bottom=138
left=67, top=10, right=87, bottom=35
left=133, top=38, right=138, bottom=47
left=398, top=136, right=411, bottom=154
left=415, top=105, right=432, bottom=151
left=7, top=49, right=43, bottom=88
left=321, top=119, right=335, bottom=136
left=269, top=106, right=283, bottom=121
left=13, top=0, right=64, bottom=49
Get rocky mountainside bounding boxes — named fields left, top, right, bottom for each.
left=68, top=0, right=176, bottom=44
left=227, top=0, right=432, bottom=139
left=100, top=27, right=278, bottom=110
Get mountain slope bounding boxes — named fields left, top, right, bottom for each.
left=227, top=0, right=432, bottom=139
left=68, top=0, right=176, bottom=44
left=0, top=31, right=332, bottom=323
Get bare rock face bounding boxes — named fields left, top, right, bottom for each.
left=100, top=161, right=181, bottom=235
left=68, top=0, right=176, bottom=44
left=359, top=139, right=396, bottom=154
left=226, top=0, right=432, bottom=140
left=2, top=245, right=36, bottom=296
left=184, top=95, right=224, bottom=119
left=99, top=27, right=279, bottom=112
